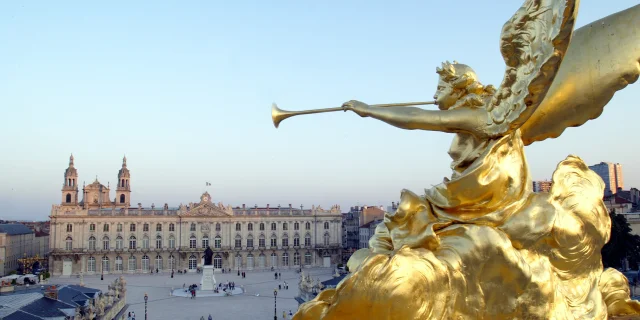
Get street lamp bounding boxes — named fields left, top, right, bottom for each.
left=144, top=293, right=148, bottom=320
left=273, top=288, right=278, bottom=320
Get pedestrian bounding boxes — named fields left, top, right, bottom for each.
left=279, top=272, right=281, bottom=279
left=208, top=314, right=213, bottom=320
left=289, top=310, right=293, bottom=317
left=127, top=312, right=132, bottom=320
left=200, top=316, right=205, bottom=320
left=132, top=311, right=136, bottom=320
left=279, top=284, right=281, bottom=290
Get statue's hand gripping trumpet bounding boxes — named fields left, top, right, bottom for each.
left=274, top=1, right=640, bottom=319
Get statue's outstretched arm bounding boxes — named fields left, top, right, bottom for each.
left=343, top=100, right=488, bottom=136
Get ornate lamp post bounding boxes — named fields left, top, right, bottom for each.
left=144, top=293, right=148, bottom=320
left=273, top=288, right=278, bottom=320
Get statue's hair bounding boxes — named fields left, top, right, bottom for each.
left=436, top=61, right=496, bottom=97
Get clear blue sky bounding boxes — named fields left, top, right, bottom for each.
left=1, top=1, right=638, bottom=220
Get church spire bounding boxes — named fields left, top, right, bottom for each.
left=122, top=155, right=127, bottom=167
left=69, top=153, right=74, bottom=167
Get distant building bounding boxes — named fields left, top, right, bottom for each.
left=341, top=208, right=361, bottom=263
left=50, top=155, right=342, bottom=276
left=0, top=224, right=49, bottom=276
left=295, top=270, right=347, bottom=306
left=360, top=206, right=385, bottom=226
left=589, top=162, right=624, bottom=196
left=359, top=219, right=383, bottom=249
left=532, top=180, right=553, bottom=193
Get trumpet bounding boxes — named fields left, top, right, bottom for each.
left=271, top=100, right=437, bottom=128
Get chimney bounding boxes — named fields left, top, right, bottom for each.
left=44, top=285, right=58, bottom=300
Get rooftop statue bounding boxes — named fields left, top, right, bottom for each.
left=273, top=1, right=640, bottom=319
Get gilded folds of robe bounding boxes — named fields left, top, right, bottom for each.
left=294, top=131, right=640, bottom=319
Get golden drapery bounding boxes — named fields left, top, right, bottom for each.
left=293, top=131, right=640, bottom=319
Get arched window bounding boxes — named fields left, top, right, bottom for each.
left=259, top=253, right=266, bottom=268
left=214, top=235, right=221, bottom=249
left=259, top=234, right=266, bottom=248
left=169, top=255, right=176, bottom=270
left=324, top=232, right=330, bottom=246
left=155, top=255, right=163, bottom=271
left=103, top=224, right=109, bottom=232
left=186, top=235, right=195, bottom=248
left=121, top=179, right=125, bottom=188
left=169, top=223, right=175, bottom=232
left=115, top=256, right=123, bottom=271
left=259, top=223, right=265, bottom=231
left=129, top=223, right=135, bottom=232
left=188, top=255, right=197, bottom=270
left=294, top=234, right=300, bottom=247
left=324, top=222, right=329, bottom=230
left=305, top=222, right=311, bottom=230
left=102, top=236, right=110, bottom=250
left=202, top=235, right=209, bottom=248
left=88, top=236, right=96, bottom=250
left=271, top=223, right=276, bottom=231
left=213, top=255, right=222, bottom=269
left=142, top=236, right=149, bottom=249
left=283, top=223, right=288, bottom=230
left=66, top=193, right=71, bottom=203
left=143, top=223, right=149, bottom=232
left=282, top=252, right=289, bottom=266
left=215, top=223, right=221, bottom=231
left=270, top=234, right=277, bottom=247
left=65, top=236, right=73, bottom=250
left=282, top=233, right=289, bottom=247
left=102, top=256, right=110, bottom=272
left=247, top=253, right=254, bottom=269
left=248, top=223, right=253, bottom=231
left=120, top=194, right=125, bottom=203
left=235, top=254, right=242, bottom=268
left=304, top=252, right=312, bottom=265
left=141, top=255, right=150, bottom=272
left=128, top=255, right=136, bottom=271
left=235, top=234, right=242, bottom=248
left=156, top=223, right=162, bottom=232
left=293, top=252, right=300, bottom=266
left=87, top=257, right=96, bottom=272
left=235, top=223, right=241, bottom=231
left=304, top=234, right=311, bottom=247
left=89, top=223, right=96, bottom=232
left=129, top=236, right=136, bottom=249
left=246, top=234, right=254, bottom=248
left=294, top=222, right=299, bottom=230
left=116, top=236, right=123, bottom=249
left=270, top=252, right=277, bottom=267
left=156, top=235, right=162, bottom=249
left=190, top=223, right=196, bottom=232
left=168, top=236, right=175, bottom=249
left=117, top=223, right=122, bottom=232
left=66, top=224, right=73, bottom=232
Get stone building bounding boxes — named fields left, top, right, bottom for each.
left=0, top=224, right=49, bottom=276
left=49, top=155, right=342, bottom=276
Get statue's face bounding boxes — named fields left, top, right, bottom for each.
left=434, top=78, right=458, bottom=110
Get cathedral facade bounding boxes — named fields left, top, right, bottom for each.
left=49, top=155, right=343, bottom=276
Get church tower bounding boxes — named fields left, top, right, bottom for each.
left=61, top=154, right=79, bottom=205
left=115, top=155, right=131, bottom=207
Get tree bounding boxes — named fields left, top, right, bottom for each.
left=602, top=209, right=640, bottom=270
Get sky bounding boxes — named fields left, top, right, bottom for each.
left=0, top=1, right=638, bottom=221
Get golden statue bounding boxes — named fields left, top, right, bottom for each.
left=274, top=1, right=640, bottom=319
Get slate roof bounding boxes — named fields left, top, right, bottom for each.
left=19, top=297, right=75, bottom=318
left=0, top=224, right=34, bottom=236
left=3, top=310, right=44, bottom=320
left=57, top=285, right=99, bottom=307
left=321, top=274, right=347, bottom=288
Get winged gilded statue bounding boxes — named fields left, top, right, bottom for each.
left=283, top=1, right=640, bottom=319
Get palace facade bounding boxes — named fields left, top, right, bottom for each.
left=49, top=155, right=343, bottom=276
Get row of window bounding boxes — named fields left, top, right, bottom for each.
left=69, top=232, right=330, bottom=251
left=66, top=221, right=333, bottom=233
left=84, top=251, right=314, bottom=272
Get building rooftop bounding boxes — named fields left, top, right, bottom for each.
left=0, top=224, right=34, bottom=236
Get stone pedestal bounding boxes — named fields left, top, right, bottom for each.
left=200, top=265, right=216, bottom=291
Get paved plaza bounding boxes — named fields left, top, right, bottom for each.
left=48, top=268, right=335, bottom=320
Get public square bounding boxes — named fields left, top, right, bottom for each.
left=48, top=267, right=335, bottom=320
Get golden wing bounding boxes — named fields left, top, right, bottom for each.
left=483, top=0, right=579, bottom=137
left=520, top=4, right=640, bottom=146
